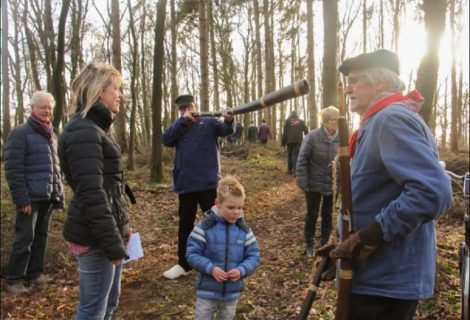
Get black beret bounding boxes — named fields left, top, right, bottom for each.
left=339, top=49, right=400, bottom=75
left=175, top=94, right=195, bottom=108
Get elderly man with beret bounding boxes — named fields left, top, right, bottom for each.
left=161, top=94, right=235, bottom=279
left=320, top=49, right=452, bottom=319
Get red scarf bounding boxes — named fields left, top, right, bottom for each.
left=348, top=90, right=424, bottom=158
left=31, top=111, right=54, bottom=142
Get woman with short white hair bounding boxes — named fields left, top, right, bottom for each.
left=296, top=106, right=339, bottom=257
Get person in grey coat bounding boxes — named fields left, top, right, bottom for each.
left=296, top=106, right=339, bottom=257
left=4, top=91, right=64, bottom=294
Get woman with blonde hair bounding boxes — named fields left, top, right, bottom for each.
left=58, top=62, right=131, bottom=319
left=296, top=106, right=339, bottom=257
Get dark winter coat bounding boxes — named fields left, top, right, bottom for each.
left=247, top=124, right=258, bottom=143
left=281, top=115, right=308, bottom=146
left=296, top=126, right=339, bottom=195
left=58, top=103, right=130, bottom=260
left=4, top=116, right=64, bottom=209
left=161, top=116, right=234, bottom=194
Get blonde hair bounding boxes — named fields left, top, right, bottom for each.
left=217, top=176, right=245, bottom=203
left=318, top=106, right=339, bottom=125
left=70, top=62, right=122, bottom=117
left=31, top=91, right=55, bottom=107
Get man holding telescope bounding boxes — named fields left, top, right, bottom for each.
left=161, top=94, right=234, bottom=280
left=323, top=49, right=452, bottom=319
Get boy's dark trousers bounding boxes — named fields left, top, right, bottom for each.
left=7, top=201, right=53, bottom=284
left=349, top=294, right=418, bottom=320
left=178, top=189, right=217, bottom=271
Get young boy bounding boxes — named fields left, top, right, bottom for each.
left=186, top=176, right=261, bottom=320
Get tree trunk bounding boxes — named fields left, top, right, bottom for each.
left=449, top=0, right=458, bottom=152
left=306, top=0, right=317, bottom=129
left=263, top=0, right=273, bottom=124
left=199, top=0, right=209, bottom=111
left=2, top=0, right=11, bottom=141
left=12, top=0, right=25, bottom=125
left=390, top=0, right=402, bottom=52
left=441, top=78, right=448, bottom=150
left=322, top=0, right=338, bottom=108
left=127, top=0, right=139, bottom=170
left=111, top=0, right=128, bottom=153
left=253, top=0, right=263, bottom=124
left=140, top=0, right=151, bottom=146
left=379, top=0, right=384, bottom=48
left=70, top=0, right=86, bottom=90
left=150, top=0, right=167, bottom=182
left=52, top=0, right=71, bottom=130
left=208, top=0, right=220, bottom=111
left=23, top=1, right=41, bottom=91
left=416, top=0, right=446, bottom=126
left=363, top=0, right=367, bottom=53
left=43, top=0, right=57, bottom=92
left=170, top=0, right=178, bottom=123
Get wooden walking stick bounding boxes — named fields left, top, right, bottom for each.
left=334, top=81, right=355, bottom=320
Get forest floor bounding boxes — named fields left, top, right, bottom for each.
left=1, top=144, right=468, bottom=320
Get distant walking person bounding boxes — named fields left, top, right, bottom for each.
left=4, top=91, right=64, bottom=294
left=258, top=119, right=272, bottom=145
left=229, top=122, right=244, bottom=145
left=247, top=121, right=258, bottom=144
left=281, top=110, right=308, bottom=176
left=296, top=106, right=339, bottom=257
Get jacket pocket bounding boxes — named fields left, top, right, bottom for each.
left=26, top=178, right=52, bottom=199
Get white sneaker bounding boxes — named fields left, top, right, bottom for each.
left=163, top=264, right=189, bottom=280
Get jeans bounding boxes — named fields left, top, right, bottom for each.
left=287, top=143, right=301, bottom=174
left=349, top=294, right=418, bottom=320
left=304, top=192, right=333, bottom=248
left=178, top=189, right=217, bottom=271
left=75, top=248, right=123, bottom=320
left=7, top=201, right=53, bottom=284
left=195, top=298, right=238, bottom=320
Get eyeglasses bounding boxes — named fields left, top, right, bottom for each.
left=346, top=74, right=367, bottom=86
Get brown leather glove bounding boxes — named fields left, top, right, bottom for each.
left=329, top=221, right=383, bottom=269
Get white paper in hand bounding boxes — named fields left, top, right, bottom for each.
left=123, top=232, right=144, bottom=265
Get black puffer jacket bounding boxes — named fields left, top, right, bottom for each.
left=281, top=115, right=308, bottom=146
left=58, top=103, right=129, bottom=260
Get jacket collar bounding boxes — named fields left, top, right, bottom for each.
left=86, top=102, right=114, bottom=132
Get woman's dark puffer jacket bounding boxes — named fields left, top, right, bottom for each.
left=58, top=103, right=129, bottom=260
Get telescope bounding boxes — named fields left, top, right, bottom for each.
left=192, top=79, right=309, bottom=117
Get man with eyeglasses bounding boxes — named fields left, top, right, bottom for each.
left=322, top=49, right=452, bottom=319
left=161, top=94, right=235, bottom=280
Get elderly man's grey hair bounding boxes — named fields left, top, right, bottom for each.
left=31, top=91, right=56, bottom=107
left=363, top=67, right=405, bottom=92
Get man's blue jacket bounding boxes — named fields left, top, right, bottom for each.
left=162, top=116, right=234, bottom=194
